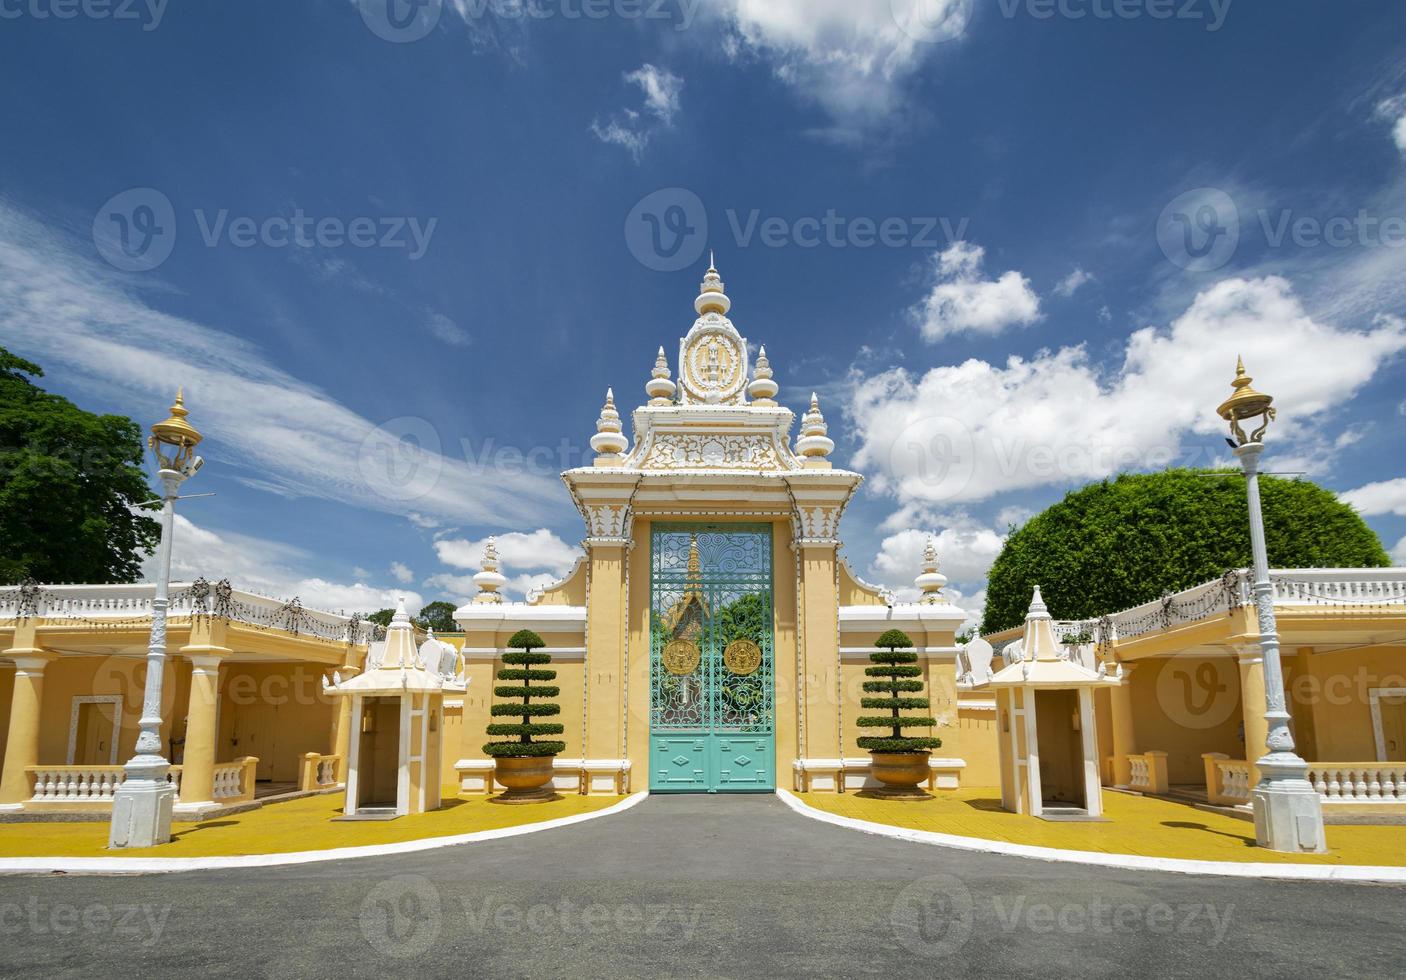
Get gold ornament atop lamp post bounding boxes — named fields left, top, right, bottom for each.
left=1217, top=360, right=1326, bottom=853
left=109, top=390, right=205, bottom=849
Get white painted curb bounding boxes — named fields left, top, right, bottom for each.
left=775, top=789, right=1406, bottom=883
left=0, top=791, right=649, bottom=876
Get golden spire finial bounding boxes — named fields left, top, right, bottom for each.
left=1235, top=355, right=1245, bottom=380
left=687, top=533, right=701, bottom=579
left=1217, top=357, right=1276, bottom=445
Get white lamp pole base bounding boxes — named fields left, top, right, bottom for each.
left=108, top=762, right=177, bottom=849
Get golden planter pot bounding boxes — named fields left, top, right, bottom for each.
left=490, top=755, right=562, bottom=805
left=866, top=752, right=933, bottom=800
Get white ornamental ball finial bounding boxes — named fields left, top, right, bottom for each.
left=473, top=536, right=507, bottom=604
left=795, top=393, right=834, bottom=462
left=747, top=344, right=779, bottom=406
left=590, top=387, right=629, bottom=460
left=695, top=258, right=732, bottom=316
left=646, top=346, right=677, bottom=406
left=916, top=536, right=949, bottom=605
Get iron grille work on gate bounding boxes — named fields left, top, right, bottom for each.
left=649, top=525, right=774, bottom=738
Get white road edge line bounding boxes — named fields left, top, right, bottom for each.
left=0, top=791, right=650, bottom=876
left=775, top=789, right=1406, bottom=883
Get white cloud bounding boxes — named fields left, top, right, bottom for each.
left=390, top=561, right=415, bottom=584
left=151, top=514, right=422, bottom=615
left=1054, top=267, right=1093, bottom=297
left=591, top=64, right=683, bottom=161
left=433, top=528, right=581, bottom=574
left=871, top=520, right=1005, bottom=592
left=911, top=242, right=1042, bottom=341
left=425, top=312, right=470, bottom=347
left=0, top=201, right=562, bottom=528
left=422, top=569, right=558, bottom=604
left=852, top=275, right=1406, bottom=506
left=1097, top=304, right=1113, bottom=323
left=1392, top=536, right=1406, bottom=565
left=714, top=0, right=972, bottom=136
left=627, top=63, right=683, bottom=123
left=1376, top=96, right=1406, bottom=155
left=1341, top=478, right=1406, bottom=517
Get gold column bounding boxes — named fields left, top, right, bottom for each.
left=1108, top=664, right=1138, bottom=786
left=0, top=636, right=54, bottom=808
left=584, top=542, right=627, bottom=760
left=1238, top=650, right=1269, bottom=781
left=176, top=614, right=230, bottom=808
left=799, top=542, right=841, bottom=762
left=332, top=645, right=367, bottom=768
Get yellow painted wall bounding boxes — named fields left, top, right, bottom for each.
left=1131, top=656, right=1245, bottom=784
left=218, top=663, right=336, bottom=783
left=838, top=561, right=887, bottom=606
left=36, top=656, right=173, bottom=766
left=955, top=709, right=1001, bottom=786
left=1298, top=645, right=1406, bottom=761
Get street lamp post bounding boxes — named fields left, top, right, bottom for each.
left=109, top=390, right=204, bottom=849
left=1217, top=359, right=1326, bottom=854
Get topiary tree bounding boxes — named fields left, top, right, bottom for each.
left=981, top=469, right=1390, bottom=634
left=857, top=629, right=942, bottom=755
left=482, top=629, right=565, bottom=758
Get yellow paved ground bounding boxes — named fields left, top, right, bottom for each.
left=800, top=789, right=1406, bottom=866
left=0, top=792, right=622, bottom=859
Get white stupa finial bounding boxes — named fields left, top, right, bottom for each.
left=646, top=346, right=677, bottom=406
left=916, top=536, right=949, bottom=605
left=795, top=393, right=834, bottom=467
left=473, top=536, right=507, bottom=604
left=1027, top=586, right=1049, bottom=620
left=590, top=387, right=629, bottom=463
left=695, top=258, right=731, bottom=316
left=747, top=344, right=779, bottom=406
left=390, top=596, right=411, bottom=627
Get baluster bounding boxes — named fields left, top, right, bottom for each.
left=63, top=770, right=78, bottom=800
left=1326, top=768, right=1342, bottom=799
left=1353, top=768, right=1369, bottom=800
left=1367, top=768, right=1383, bottom=800
left=76, top=769, right=92, bottom=801
left=1311, top=768, right=1326, bottom=797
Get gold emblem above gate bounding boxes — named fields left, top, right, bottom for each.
left=723, top=639, right=763, bottom=677
left=662, top=639, right=701, bottom=676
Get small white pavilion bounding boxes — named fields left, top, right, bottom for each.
left=329, top=600, right=463, bottom=818
left=979, top=587, right=1123, bottom=818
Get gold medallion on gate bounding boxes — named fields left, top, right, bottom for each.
left=662, top=639, right=701, bottom=676
left=723, top=639, right=763, bottom=676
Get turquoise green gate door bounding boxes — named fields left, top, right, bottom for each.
left=649, top=524, right=775, bottom=793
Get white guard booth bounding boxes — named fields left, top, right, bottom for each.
left=978, top=587, right=1123, bottom=818
left=329, top=600, right=465, bottom=817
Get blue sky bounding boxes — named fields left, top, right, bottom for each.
left=2, top=0, right=1405, bottom=622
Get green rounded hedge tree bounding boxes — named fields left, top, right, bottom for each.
left=482, top=629, right=566, bottom=758
left=857, top=629, right=942, bottom=754
left=981, top=469, right=1390, bottom=634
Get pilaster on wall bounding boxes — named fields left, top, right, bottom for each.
left=584, top=540, right=627, bottom=762
left=799, top=542, right=841, bottom=761
left=0, top=623, right=54, bottom=807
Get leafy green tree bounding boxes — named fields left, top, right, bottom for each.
left=857, top=629, right=941, bottom=754
left=981, top=469, right=1390, bottom=634
left=416, top=600, right=458, bottom=633
left=482, top=629, right=565, bottom=758
left=0, top=347, right=158, bottom=584
left=366, top=608, right=394, bottom=627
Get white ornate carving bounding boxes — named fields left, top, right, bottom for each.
left=637, top=432, right=800, bottom=472
left=585, top=504, right=631, bottom=540
left=679, top=319, right=748, bottom=405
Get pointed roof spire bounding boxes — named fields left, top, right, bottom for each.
left=473, top=536, right=506, bottom=604
left=796, top=393, right=834, bottom=467
left=695, top=258, right=731, bottom=316
left=646, top=346, right=678, bottom=407
left=747, top=343, right=778, bottom=406
left=917, top=536, right=949, bottom=605
left=590, top=387, right=629, bottom=463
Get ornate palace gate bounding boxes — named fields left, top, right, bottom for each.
left=649, top=524, right=775, bottom=792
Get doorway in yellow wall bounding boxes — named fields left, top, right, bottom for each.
left=68, top=696, right=121, bottom=766
left=1375, top=691, right=1406, bottom=761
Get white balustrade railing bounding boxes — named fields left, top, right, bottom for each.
left=1128, top=756, right=1150, bottom=790
left=1216, top=760, right=1252, bottom=803
left=211, top=762, right=246, bottom=801
left=1309, top=763, right=1406, bottom=802
left=27, top=765, right=181, bottom=803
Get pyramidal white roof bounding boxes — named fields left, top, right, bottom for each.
left=984, top=587, right=1122, bottom=690
left=330, top=598, right=448, bottom=696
